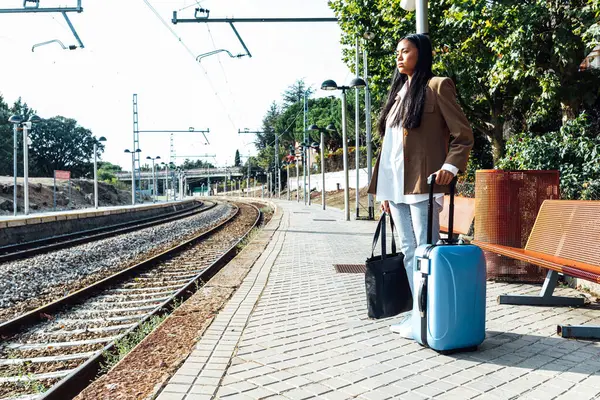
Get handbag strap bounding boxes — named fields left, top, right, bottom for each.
left=371, top=212, right=398, bottom=258
left=371, top=214, right=385, bottom=258
left=389, top=213, right=398, bottom=255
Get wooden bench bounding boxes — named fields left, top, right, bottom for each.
left=473, top=200, right=600, bottom=339
left=439, top=195, right=475, bottom=237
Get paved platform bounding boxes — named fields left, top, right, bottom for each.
left=158, top=200, right=600, bottom=400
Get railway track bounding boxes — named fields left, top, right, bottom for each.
left=0, top=200, right=215, bottom=264
left=0, top=201, right=262, bottom=400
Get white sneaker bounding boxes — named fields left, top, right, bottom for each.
left=389, top=312, right=414, bottom=339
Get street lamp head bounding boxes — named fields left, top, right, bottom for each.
left=135, top=149, right=142, bottom=153
left=326, top=123, right=337, bottom=132
left=98, top=136, right=107, bottom=142
left=311, top=142, right=319, bottom=148
left=156, top=156, right=161, bottom=160
left=350, top=77, right=367, bottom=89
left=400, top=0, right=416, bottom=11
left=8, top=115, right=24, bottom=124
left=28, top=114, right=42, bottom=124
left=124, top=149, right=132, bottom=153
left=321, top=79, right=338, bottom=91
left=308, top=124, right=319, bottom=131
left=363, top=31, right=376, bottom=40
left=146, top=156, right=152, bottom=160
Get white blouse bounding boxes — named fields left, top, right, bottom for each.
left=376, top=84, right=458, bottom=205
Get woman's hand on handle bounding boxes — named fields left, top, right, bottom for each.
left=380, top=200, right=390, bottom=214
left=434, top=169, right=455, bottom=186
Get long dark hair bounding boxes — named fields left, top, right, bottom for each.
left=377, top=34, right=434, bottom=136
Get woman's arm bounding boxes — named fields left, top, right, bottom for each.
left=434, top=78, right=474, bottom=173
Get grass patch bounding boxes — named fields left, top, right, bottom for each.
left=99, top=314, right=168, bottom=375
left=259, top=206, right=273, bottom=215
left=236, top=227, right=260, bottom=251
left=1, top=359, right=49, bottom=395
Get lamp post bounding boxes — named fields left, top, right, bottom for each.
left=300, top=138, right=320, bottom=206
left=282, top=161, right=291, bottom=201
left=161, top=162, right=169, bottom=201
left=363, top=31, right=376, bottom=220
left=8, top=115, right=23, bottom=216
left=278, top=167, right=282, bottom=198
left=146, top=156, right=161, bottom=202
left=309, top=124, right=337, bottom=210
left=400, top=0, right=428, bottom=34
left=124, top=148, right=142, bottom=205
left=21, top=114, right=41, bottom=215
left=296, top=155, right=300, bottom=202
left=321, top=77, right=367, bottom=221
left=93, top=136, right=107, bottom=209
left=306, top=144, right=311, bottom=204
left=172, top=165, right=178, bottom=201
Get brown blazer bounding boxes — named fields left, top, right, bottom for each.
left=367, top=77, right=474, bottom=196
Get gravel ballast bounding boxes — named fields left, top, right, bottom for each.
left=0, top=202, right=233, bottom=315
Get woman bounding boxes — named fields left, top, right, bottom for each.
left=366, top=34, right=473, bottom=338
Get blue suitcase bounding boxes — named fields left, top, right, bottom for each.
left=412, top=175, right=486, bottom=353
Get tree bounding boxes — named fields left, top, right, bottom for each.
left=0, top=96, right=35, bottom=176
left=282, top=79, right=315, bottom=109
left=499, top=112, right=600, bottom=200
left=234, top=149, right=241, bottom=167
left=256, top=102, right=279, bottom=153
left=328, top=0, right=600, bottom=164
left=98, top=161, right=122, bottom=182
left=253, top=80, right=362, bottom=172
left=28, top=116, right=102, bottom=177
left=181, top=158, right=214, bottom=169
left=0, top=95, right=13, bottom=176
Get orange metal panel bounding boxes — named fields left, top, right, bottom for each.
left=474, top=170, right=560, bottom=282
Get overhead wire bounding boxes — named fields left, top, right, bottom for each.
left=178, top=0, right=202, bottom=12
left=205, top=23, right=241, bottom=124
left=142, top=0, right=238, bottom=130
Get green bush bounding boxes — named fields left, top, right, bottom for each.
left=498, top=113, right=600, bottom=200
left=105, top=177, right=129, bottom=191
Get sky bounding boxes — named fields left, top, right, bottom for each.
left=0, top=0, right=353, bottom=171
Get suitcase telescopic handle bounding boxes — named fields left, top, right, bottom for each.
left=426, top=174, right=458, bottom=245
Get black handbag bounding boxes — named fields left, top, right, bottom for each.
left=365, top=213, right=412, bottom=319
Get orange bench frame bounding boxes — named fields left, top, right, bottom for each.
left=473, top=200, right=600, bottom=340
left=439, top=195, right=475, bottom=236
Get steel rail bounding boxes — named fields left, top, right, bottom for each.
left=0, top=201, right=215, bottom=263
left=41, top=202, right=261, bottom=400
left=0, top=201, right=261, bottom=399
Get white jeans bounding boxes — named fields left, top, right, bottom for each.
left=387, top=199, right=441, bottom=295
